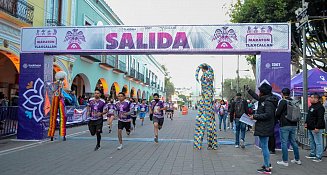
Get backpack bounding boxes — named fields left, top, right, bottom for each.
left=285, top=99, right=300, bottom=122
left=235, top=100, right=244, bottom=117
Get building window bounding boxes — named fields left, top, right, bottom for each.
left=85, top=21, right=91, bottom=26
left=83, top=14, right=94, bottom=26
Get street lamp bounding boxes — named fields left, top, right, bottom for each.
left=221, top=56, right=224, bottom=99
left=295, top=1, right=309, bottom=114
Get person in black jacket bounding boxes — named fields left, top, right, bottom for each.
left=305, top=93, right=325, bottom=162
left=276, top=88, right=301, bottom=167
left=247, top=83, right=278, bottom=174
left=230, top=93, right=248, bottom=148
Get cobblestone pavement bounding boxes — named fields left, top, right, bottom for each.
left=0, top=110, right=326, bottom=175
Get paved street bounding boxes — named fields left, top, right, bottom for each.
left=0, top=110, right=326, bottom=175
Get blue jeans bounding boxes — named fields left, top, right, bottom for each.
left=308, top=129, right=324, bottom=159
left=218, top=114, right=227, bottom=131
left=235, top=118, right=246, bottom=145
left=259, top=136, right=270, bottom=168
left=280, top=126, right=300, bottom=161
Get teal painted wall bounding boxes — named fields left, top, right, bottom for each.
left=71, top=0, right=165, bottom=99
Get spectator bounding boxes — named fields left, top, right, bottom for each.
left=217, top=100, right=228, bottom=132
left=230, top=93, right=248, bottom=148
left=69, top=90, right=79, bottom=107
left=305, top=93, right=325, bottom=162
left=247, top=83, right=278, bottom=174
left=276, top=88, right=301, bottom=167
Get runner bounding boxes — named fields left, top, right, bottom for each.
left=138, top=99, right=148, bottom=126
left=166, top=99, right=175, bottom=120
left=150, top=93, right=166, bottom=143
left=130, top=98, right=138, bottom=131
left=115, top=92, right=133, bottom=150
left=104, top=98, right=116, bottom=133
left=87, top=89, right=106, bottom=151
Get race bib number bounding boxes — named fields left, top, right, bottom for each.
left=154, top=106, right=160, bottom=115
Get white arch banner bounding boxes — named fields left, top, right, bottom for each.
left=21, top=23, right=290, bottom=54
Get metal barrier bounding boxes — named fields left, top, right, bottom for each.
left=0, top=106, right=18, bottom=138
left=297, top=112, right=327, bottom=150
left=297, top=112, right=309, bottom=148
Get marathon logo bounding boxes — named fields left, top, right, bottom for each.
left=245, top=26, right=273, bottom=48
left=35, top=36, right=57, bottom=49
left=105, top=32, right=190, bottom=50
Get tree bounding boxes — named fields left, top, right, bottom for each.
left=222, top=77, right=256, bottom=101
left=229, top=0, right=327, bottom=74
left=161, top=65, right=175, bottom=99
left=246, top=55, right=256, bottom=77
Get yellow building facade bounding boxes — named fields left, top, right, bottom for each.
left=0, top=0, right=74, bottom=103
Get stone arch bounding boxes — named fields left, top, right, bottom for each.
left=130, top=87, right=136, bottom=98
left=142, top=91, right=146, bottom=100
left=0, top=51, right=19, bottom=102
left=110, top=82, right=120, bottom=99
left=71, top=73, right=91, bottom=97
left=122, top=85, right=129, bottom=96
left=96, top=78, right=109, bottom=95
left=137, top=89, right=141, bottom=100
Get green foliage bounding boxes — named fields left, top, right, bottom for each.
left=223, top=77, right=256, bottom=101
left=165, top=77, right=175, bottom=100
left=161, top=65, right=175, bottom=99
left=229, top=0, right=327, bottom=71
left=149, top=95, right=153, bottom=102
left=178, top=95, right=187, bottom=102
left=246, top=55, right=256, bottom=65
left=177, top=101, right=185, bottom=106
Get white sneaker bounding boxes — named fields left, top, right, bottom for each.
left=277, top=161, right=289, bottom=167
left=235, top=145, right=239, bottom=148
left=117, top=144, right=123, bottom=150
left=240, top=139, right=245, bottom=148
left=291, top=159, right=302, bottom=165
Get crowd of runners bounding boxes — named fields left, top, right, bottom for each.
left=86, top=89, right=176, bottom=151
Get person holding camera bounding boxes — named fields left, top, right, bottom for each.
left=246, top=83, right=278, bottom=174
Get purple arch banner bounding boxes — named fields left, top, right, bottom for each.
left=21, top=23, right=290, bottom=54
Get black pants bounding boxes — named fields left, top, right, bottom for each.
left=132, top=117, right=136, bottom=126
left=268, top=135, right=276, bottom=152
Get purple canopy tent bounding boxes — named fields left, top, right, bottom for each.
left=291, top=68, right=327, bottom=96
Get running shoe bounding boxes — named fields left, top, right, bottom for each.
left=154, top=136, right=158, bottom=143
left=276, top=161, right=289, bottom=167
left=117, top=144, right=123, bottom=150
left=240, top=139, right=245, bottom=149
left=290, top=159, right=302, bottom=165
left=305, top=155, right=316, bottom=159
left=312, top=158, right=322, bottom=162
left=94, top=145, right=101, bottom=151
left=257, top=167, right=272, bottom=174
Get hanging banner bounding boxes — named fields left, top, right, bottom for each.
left=21, top=23, right=291, bottom=54
left=65, top=106, right=88, bottom=124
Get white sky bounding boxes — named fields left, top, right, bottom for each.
left=106, top=0, right=254, bottom=95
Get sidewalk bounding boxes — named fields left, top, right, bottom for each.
left=0, top=110, right=326, bottom=175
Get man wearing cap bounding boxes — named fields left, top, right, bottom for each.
left=276, top=88, right=301, bottom=167
left=246, top=83, right=279, bottom=174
